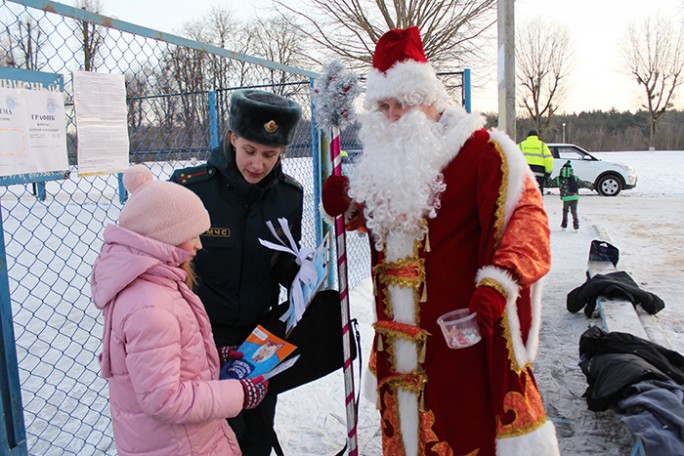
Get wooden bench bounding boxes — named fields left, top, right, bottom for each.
left=587, top=231, right=671, bottom=349
left=586, top=260, right=650, bottom=340
left=586, top=234, right=672, bottom=456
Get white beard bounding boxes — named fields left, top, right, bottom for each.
left=349, top=110, right=447, bottom=251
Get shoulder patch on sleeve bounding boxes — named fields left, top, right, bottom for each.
left=171, top=164, right=215, bottom=186
left=282, top=173, right=303, bottom=191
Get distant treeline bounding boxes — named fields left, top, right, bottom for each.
left=94, top=108, right=684, bottom=166
left=487, top=109, right=684, bottom=151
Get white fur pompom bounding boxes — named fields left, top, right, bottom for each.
left=122, top=164, right=153, bottom=194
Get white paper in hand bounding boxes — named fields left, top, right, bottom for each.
left=258, top=219, right=330, bottom=333
left=262, top=354, right=300, bottom=381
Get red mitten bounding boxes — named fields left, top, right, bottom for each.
left=239, top=375, right=269, bottom=410
left=468, top=285, right=507, bottom=338
left=322, top=175, right=352, bottom=217
left=218, top=345, right=243, bottom=366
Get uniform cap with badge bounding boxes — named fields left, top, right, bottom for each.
left=228, top=90, right=303, bottom=147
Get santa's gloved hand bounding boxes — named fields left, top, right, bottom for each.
left=218, top=345, right=243, bottom=366
left=322, top=175, right=351, bottom=217
left=468, top=285, right=507, bottom=338
left=240, top=375, right=269, bottom=410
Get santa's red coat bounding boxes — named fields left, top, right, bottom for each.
left=333, top=120, right=559, bottom=455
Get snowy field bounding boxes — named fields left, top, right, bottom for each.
left=5, top=150, right=682, bottom=455
left=274, top=150, right=684, bottom=455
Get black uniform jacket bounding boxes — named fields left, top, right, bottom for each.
left=567, top=270, right=665, bottom=317
left=171, top=140, right=303, bottom=346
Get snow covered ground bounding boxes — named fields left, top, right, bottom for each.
left=274, top=150, right=684, bottom=455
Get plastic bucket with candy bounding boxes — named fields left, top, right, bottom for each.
left=437, top=309, right=481, bottom=349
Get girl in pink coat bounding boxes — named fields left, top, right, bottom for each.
left=91, top=165, right=268, bottom=456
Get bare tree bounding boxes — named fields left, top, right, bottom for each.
left=1, top=27, right=17, bottom=67
left=242, top=16, right=317, bottom=97
left=152, top=8, right=239, bottom=151
left=516, top=18, right=572, bottom=137
left=168, top=45, right=209, bottom=147
left=3, top=15, right=48, bottom=70
left=201, top=5, right=241, bottom=91
left=125, top=70, right=149, bottom=131
left=623, top=15, right=684, bottom=149
left=273, top=0, right=496, bottom=71
left=151, top=62, right=182, bottom=145
left=75, top=0, right=105, bottom=71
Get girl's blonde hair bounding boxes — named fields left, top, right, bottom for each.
left=181, top=260, right=199, bottom=289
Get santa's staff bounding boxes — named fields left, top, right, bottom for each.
left=313, top=60, right=360, bottom=455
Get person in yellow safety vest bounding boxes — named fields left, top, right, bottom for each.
left=518, top=129, right=554, bottom=193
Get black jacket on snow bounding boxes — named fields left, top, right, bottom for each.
left=578, top=326, right=684, bottom=411
left=567, top=270, right=665, bottom=317
left=171, top=140, right=303, bottom=346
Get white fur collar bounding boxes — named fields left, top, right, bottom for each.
left=436, top=106, right=487, bottom=170
left=487, top=129, right=536, bottom=225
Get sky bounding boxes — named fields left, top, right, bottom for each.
left=508, top=0, right=684, bottom=114
left=101, top=0, right=684, bottom=114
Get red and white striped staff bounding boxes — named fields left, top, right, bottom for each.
left=313, top=60, right=360, bottom=455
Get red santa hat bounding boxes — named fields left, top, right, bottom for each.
left=364, top=26, right=449, bottom=110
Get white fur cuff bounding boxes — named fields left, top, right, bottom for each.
left=496, top=420, right=560, bottom=456
left=475, top=265, right=520, bottom=301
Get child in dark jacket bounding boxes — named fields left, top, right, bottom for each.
left=554, top=160, right=592, bottom=231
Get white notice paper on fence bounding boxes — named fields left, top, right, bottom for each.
left=0, top=87, right=68, bottom=177
left=73, top=71, right=129, bottom=176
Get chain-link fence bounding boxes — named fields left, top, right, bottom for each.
left=0, top=1, right=467, bottom=453
left=0, top=1, right=364, bottom=454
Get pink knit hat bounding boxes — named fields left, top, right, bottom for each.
left=118, top=164, right=210, bottom=246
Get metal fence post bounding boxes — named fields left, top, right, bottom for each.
left=118, top=173, right=126, bottom=204
left=0, top=205, right=27, bottom=456
left=310, top=79, right=324, bottom=248
left=463, top=68, right=472, bottom=113
left=208, top=91, right=219, bottom=150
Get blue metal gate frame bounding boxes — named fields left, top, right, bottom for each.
left=0, top=2, right=471, bottom=454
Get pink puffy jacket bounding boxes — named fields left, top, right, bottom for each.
left=91, top=225, right=243, bottom=456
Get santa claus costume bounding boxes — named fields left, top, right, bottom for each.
left=323, top=27, right=560, bottom=456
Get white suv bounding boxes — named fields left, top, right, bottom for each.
left=546, top=143, right=637, bottom=196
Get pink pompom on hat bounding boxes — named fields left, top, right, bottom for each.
left=118, top=164, right=210, bottom=246
left=364, top=26, right=449, bottom=110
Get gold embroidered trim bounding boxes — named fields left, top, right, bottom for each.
left=381, top=290, right=393, bottom=319
left=420, top=410, right=462, bottom=455
left=373, top=255, right=426, bottom=290
left=373, top=241, right=427, bottom=374
left=477, top=278, right=509, bottom=299
left=374, top=320, right=431, bottom=342
left=374, top=320, right=431, bottom=364
left=380, top=389, right=406, bottom=455
left=379, top=371, right=428, bottom=396
left=496, top=370, right=548, bottom=438
left=501, top=308, right=530, bottom=374
left=489, top=140, right=509, bottom=249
